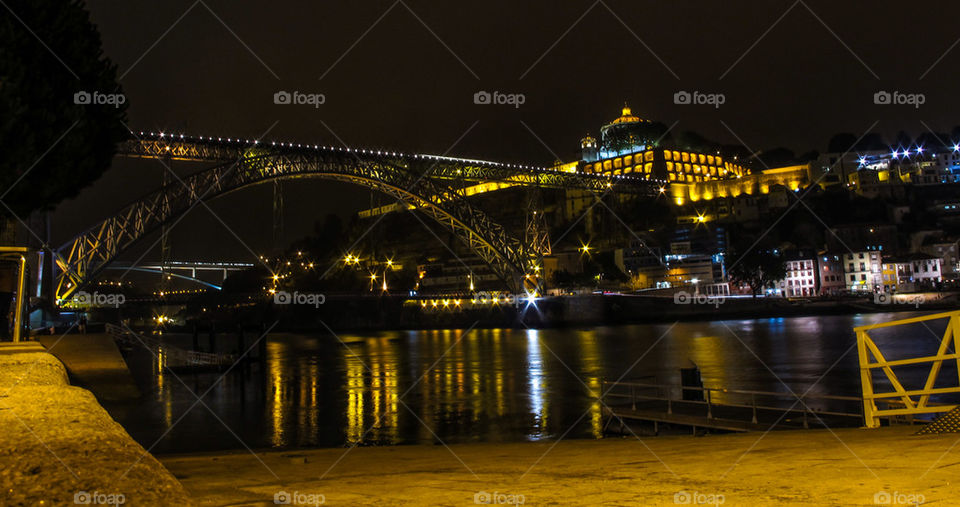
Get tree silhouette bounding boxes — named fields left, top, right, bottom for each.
left=0, top=0, right=128, bottom=223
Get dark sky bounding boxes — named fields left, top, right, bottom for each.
left=50, top=0, right=960, bottom=261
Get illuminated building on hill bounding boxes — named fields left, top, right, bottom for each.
left=570, top=106, right=815, bottom=206
left=578, top=105, right=747, bottom=183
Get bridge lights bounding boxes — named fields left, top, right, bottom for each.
left=579, top=244, right=592, bottom=255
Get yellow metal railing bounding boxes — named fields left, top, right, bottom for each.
left=855, top=310, right=960, bottom=428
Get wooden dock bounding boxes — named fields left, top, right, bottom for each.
left=602, top=380, right=865, bottom=434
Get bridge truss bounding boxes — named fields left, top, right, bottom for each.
left=55, top=133, right=661, bottom=300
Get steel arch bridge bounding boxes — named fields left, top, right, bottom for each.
left=54, top=133, right=661, bottom=301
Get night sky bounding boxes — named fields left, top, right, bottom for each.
left=50, top=0, right=960, bottom=260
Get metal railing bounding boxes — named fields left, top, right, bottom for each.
left=602, top=380, right=863, bottom=428
left=105, top=323, right=236, bottom=367
left=854, top=310, right=960, bottom=428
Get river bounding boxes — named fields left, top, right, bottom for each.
left=104, top=310, right=952, bottom=453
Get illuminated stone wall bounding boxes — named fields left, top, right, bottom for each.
left=670, top=164, right=811, bottom=205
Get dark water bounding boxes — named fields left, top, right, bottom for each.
left=105, top=311, right=957, bottom=454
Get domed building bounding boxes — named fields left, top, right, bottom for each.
left=577, top=105, right=747, bottom=185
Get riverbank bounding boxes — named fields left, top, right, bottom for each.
left=108, top=293, right=960, bottom=334
left=0, top=342, right=192, bottom=506
left=162, top=425, right=958, bottom=505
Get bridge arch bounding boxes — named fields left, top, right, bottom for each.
left=54, top=151, right=537, bottom=300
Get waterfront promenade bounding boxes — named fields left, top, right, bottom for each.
left=2, top=337, right=959, bottom=505
left=163, top=425, right=958, bottom=505
left=0, top=342, right=191, bottom=506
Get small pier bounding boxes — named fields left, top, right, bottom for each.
left=602, top=380, right=864, bottom=434
left=105, top=323, right=238, bottom=372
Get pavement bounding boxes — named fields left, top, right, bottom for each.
left=0, top=342, right=192, bottom=506
left=36, top=333, right=140, bottom=401
left=161, top=425, right=960, bottom=506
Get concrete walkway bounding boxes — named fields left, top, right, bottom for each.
left=162, top=425, right=959, bottom=506
left=36, top=333, right=140, bottom=401
left=0, top=343, right=191, bottom=506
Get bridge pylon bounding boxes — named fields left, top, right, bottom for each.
left=523, top=187, right=550, bottom=295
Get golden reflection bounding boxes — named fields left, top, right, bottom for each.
left=267, top=340, right=288, bottom=447
left=526, top=329, right=549, bottom=438
left=492, top=330, right=505, bottom=416
left=577, top=330, right=604, bottom=438
left=685, top=330, right=730, bottom=404
left=342, top=337, right=401, bottom=445
left=154, top=348, right=172, bottom=429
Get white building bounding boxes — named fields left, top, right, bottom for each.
left=844, top=251, right=882, bottom=293
left=779, top=258, right=818, bottom=297
left=882, top=253, right=942, bottom=292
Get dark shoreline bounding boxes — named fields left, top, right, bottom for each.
left=116, top=293, right=960, bottom=334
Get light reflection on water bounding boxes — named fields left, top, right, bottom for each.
left=111, top=311, right=952, bottom=453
